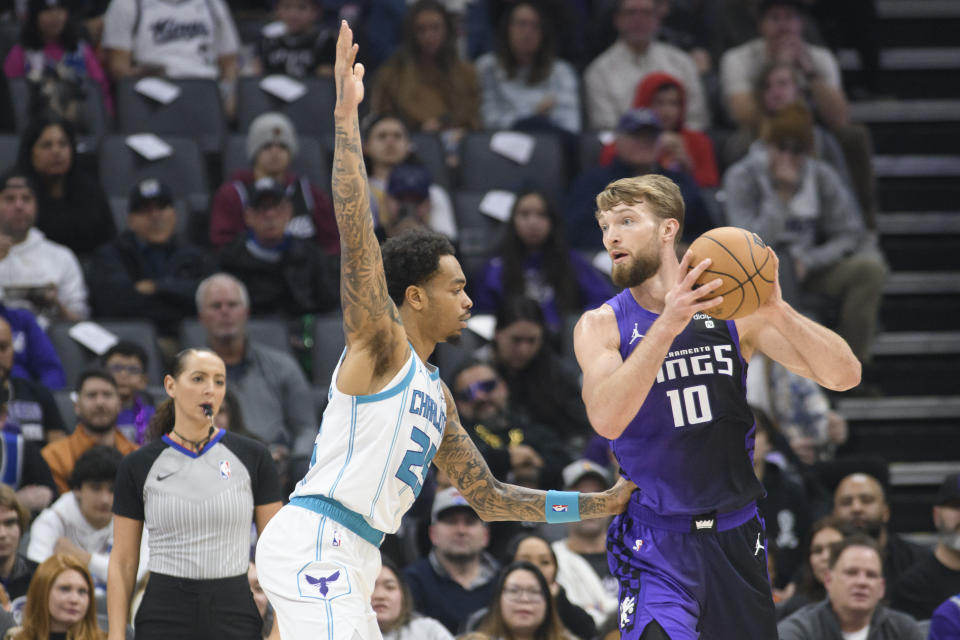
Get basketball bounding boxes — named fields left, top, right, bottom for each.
left=687, top=227, right=776, bottom=320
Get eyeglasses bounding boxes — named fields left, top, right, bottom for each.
left=456, top=379, right=497, bottom=402
left=107, top=364, right=144, bottom=376
left=503, top=586, right=544, bottom=602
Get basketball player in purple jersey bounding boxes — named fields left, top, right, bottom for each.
left=574, top=175, right=862, bottom=639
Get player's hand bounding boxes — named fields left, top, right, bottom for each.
left=661, top=250, right=723, bottom=335
left=333, top=20, right=364, bottom=118
left=15, top=484, right=53, bottom=512
left=606, top=475, right=637, bottom=515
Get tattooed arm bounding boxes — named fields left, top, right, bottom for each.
left=432, top=383, right=634, bottom=522
left=332, top=22, right=407, bottom=394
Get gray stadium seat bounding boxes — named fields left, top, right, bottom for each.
left=221, top=133, right=330, bottom=189
left=311, top=313, right=345, bottom=389
left=98, top=135, right=210, bottom=214
left=0, top=22, right=19, bottom=59
left=236, top=76, right=336, bottom=138
left=459, top=132, right=567, bottom=200
left=108, top=196, right=191, bottom=243
left=409, top=133, right=452, bottom=191
left=53, top=390, right=77, bottom=433
left=453, top=191, right=506, bottom=281
left=0, top=134, right=18, bottom=169
left=578, top=132, right=605, bottom=173
left=48, top=320, right=163, bottom=389
left=179, top=317, right=292, bottom=355
left=7, top=77, right=110, bottom=138
left=114, top=78, right=226, bottom=154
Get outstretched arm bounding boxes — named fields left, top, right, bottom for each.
left=737, top=249, right=861, bottom=391
left=331, top=21, right=407, bottom=394
left=432, top=383, right=634, bottom=522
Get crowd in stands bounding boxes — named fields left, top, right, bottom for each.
left=0, top=0, right=950, bottom=638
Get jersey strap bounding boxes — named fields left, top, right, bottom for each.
left=288, top=494, right=386, bottom=548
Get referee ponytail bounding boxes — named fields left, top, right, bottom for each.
left=147, top=348, right=217, bottom=440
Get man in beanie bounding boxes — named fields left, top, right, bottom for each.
left=218, top=176, right=339, bottom=317
left=891, top=473, right=960, bottom=620
left=723, top=102, right=886, bottom=368
left=210, top=112, right=338, bottom=254
left=89, top=178, right=215, bottom=336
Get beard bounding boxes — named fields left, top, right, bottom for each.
left=845, top=517, right=885, bottom=540
left=80, top=413, right=117, bottom=434
left=611, top=249, right=662, bottom=288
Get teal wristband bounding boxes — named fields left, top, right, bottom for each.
left=545, top=490, right=580, bottom=523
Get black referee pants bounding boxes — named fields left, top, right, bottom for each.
left=134, top=573, right=261, bottom=640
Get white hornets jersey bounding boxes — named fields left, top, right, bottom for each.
left=291, top=347, right=446, bottom=534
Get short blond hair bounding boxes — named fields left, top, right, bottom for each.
left=595, top=174, right=685, bottom=245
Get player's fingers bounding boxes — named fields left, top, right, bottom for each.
left=682, top=257, right=712, bottom=288
left=354, top=60, right=365, bottom=81
left=678, top=249, right=694, bottom=274
left=693, top=295, right=723, bottom=313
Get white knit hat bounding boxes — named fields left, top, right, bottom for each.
left=246, top=112, right=299, bottom=161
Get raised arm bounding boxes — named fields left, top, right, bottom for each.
left=331, top=22, right=407, bottom=394
left=432, top=383, right=634, bottom=522
left=737, top=249, right=861, bottom=391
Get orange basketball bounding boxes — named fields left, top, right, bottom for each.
left=687, top=227, right=776, bottom=320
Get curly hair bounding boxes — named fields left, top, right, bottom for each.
left=381, top=228, right=456, bottom=307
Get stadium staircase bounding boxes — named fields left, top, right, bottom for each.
left=833, top=0, right=960, bottom=537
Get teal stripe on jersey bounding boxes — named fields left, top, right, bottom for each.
left=355, top=358, right=416, bottom=404
left=369, top=383, right=412, bottom=519
left=328, top=397, right=358, bottom=499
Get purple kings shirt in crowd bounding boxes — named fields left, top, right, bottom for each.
left=606, top=288, right=763, bottom=517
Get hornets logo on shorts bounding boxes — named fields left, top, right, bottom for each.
left=296, top=561, right=351, bottom=601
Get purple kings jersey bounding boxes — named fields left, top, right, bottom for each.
left=607, top=288, right=763, bottom=517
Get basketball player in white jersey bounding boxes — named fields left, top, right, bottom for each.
left=255, top=22, right=636, bottom=640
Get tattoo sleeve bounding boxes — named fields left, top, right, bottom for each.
left=331, top=112, right=401, bottom=341
left=432, top=384, right=623, bottom=522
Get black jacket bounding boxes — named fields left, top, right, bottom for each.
left=89, top=230, right=216, bottom=335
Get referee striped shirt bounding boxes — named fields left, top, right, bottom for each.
left=112, top=430, right=281, bottom=580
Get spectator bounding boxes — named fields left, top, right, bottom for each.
left=753, top=408, right=813, bottom=592
left=41, top=370, right=136, bottom=494
left=473, top=190, right=613, bottom=334
left=89, top=178, right=215, bottom=338
left=0, top=316, right=66, bottom=444
left=832, top=472, right=929, bottom=598
left=370, top=0, right=481, bottom=149
left=598, top=71, right=719, bottom=187
left=891, top=473, right=960, bottom=620
left=219, top=176, right=339, bottom=317
left=106, top=348, right=282, bottom=640
left=0, top=373, right=58, bottom=513
left=247, top=562, right=279, bottom=640
left=776, top=515, right=845, bottom=621
left=99, top=341, right=154, bottom=446
left=0, top=168, right=89, bottom=323
left=551, top=460, right=619, bottom=625
left=17, top=113, right=115, bottom=257
left=373, top=556, right=454, bottom=640
left=722, top=103, right=886, bottom=366
left=930, top=593, right=960, bottom=640
left=584, top=0, right=709, bottom=132
left=475, top=3, right=581, bottom=135
left=362, top=115, right=456, bottom=240
left=6, top=553, right=103, bottom=640
left=0, top=302, right=65, bottom=390
left=451, top=360, right=569, bottom=491
left=3, top=0, right=114, bottom=124
left=654, top=0, right=714, bottom=73
left=0, top=485, right=37, bottom=603
left=26, top=447, right=141, bottom=602
left=777, top=534, right=922, bottom=640
left=483, top=297, right=592, bottom=450
left=476, top=561, right=568, bottom=640
left=209, top=112, right=339, bottom=254
left=403, top=487, right=499, bottom=635
left=101, top=0, right=240, bottom=116
left=194, top=273, right=317, bottom=470
left=377, top=163, right=457, bottom=241
left=255, top=0, right=335, bottom=78
left=565, top=107, right=714, bottom=252
left=722, top=62, right=852, bottom=191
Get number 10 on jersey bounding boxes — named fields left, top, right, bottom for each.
left=665, top=385, right=713, bottom=427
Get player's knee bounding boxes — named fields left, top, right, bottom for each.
left=639, top=619, right=672, bottom=640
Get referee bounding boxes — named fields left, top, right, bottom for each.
left=106, top=349, right=283, bottom=640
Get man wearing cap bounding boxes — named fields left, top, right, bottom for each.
left=378, top=163, right=458, bottom=241
left=584, top=0, right=709, bottom=132
left=403, top=486, right=499, bottom=634
left=891, top=473, right=960, bottom=620
left=89, top=178, right=215, bottom=337
left=565, top=107, right=713, bottom=252
left=552, top=460, right=619, bottom=626
left=0, top=168, right=88, bottom=323
left=219, top=176, right=339, bottom=317
left=210, top=112, right=338, bottom=254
